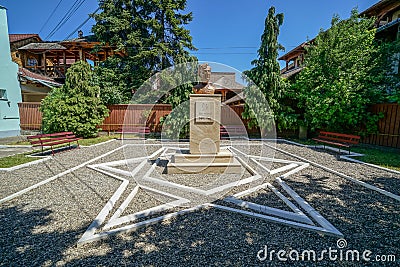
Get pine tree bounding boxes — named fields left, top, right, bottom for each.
left=41, top=61, right=109, bottom=138
left=91, top=0, right=196, bottom=101
left=242, top=6, right=288, bottom=136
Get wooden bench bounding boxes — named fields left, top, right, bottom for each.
left=27, top=132, right=81, bottom=155
left=115, top=126, right=150, bottom=139
left=312, top=131, right=360, bottom=153
left=220, top=125, right=247, bottom=139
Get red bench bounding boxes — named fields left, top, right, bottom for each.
left=115, top=126, right=150, bottom=139
left=220, top=125, right=247, bottom=139
left=312, top=131, right=360, bottom=153
left=27, top=132, right=81, bottom=155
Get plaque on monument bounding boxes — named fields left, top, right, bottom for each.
left=195, top=101, right=214, bottom=122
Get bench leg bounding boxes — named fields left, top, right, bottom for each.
left=51, top=146, right=55, bottom=156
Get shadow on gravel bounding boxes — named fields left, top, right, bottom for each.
left=283, top=174, right=400, bottom=262
left=1, top=176, right=398, bottom=265
left=0, top=205, right=83, bottom=266
left=31, top=145, right=80, bottom=157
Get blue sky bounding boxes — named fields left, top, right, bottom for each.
left=2, top=0, right=378, bottom=71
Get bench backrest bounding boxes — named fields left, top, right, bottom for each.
left=27, top=132, right=77, bottom=145
left=318, top=131, right=360, bottom=144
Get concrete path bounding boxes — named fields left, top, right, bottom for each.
left=0, top=145, right=32, bottom=158
left=0, top=136, right=31, bottom=158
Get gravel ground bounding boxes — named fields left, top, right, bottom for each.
left=0, top=139, right=399, bottom=266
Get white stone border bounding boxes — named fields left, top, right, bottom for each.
left=279, top=139, right=400, bottom=175
left=78, top=144, right=343, bottom=245
left=0, top=156, right=52, bottom=172
left=0, top=145, right=126, bottom=204
left=0, top=138, right=118, bottom=172
left=263, top=141, right=400, bottom=202
left=80, top=138, right=117, bottom=148
left=79, top=147, right=189, bottom=245
left=2, top=140, right=397, bottom=244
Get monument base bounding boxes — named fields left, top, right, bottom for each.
left=167, top=148, right=242, bottom=174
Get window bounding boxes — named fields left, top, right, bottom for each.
left=27, top=57, right=37, bottom=66
left=0, top=89, right=7, bottom=100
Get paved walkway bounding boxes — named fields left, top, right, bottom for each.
left=0, top=136, right=31, bottom=158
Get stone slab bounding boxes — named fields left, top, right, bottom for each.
left=172, top=148, right=234, bottom=164
left=167, top=157, right=242, bottom=174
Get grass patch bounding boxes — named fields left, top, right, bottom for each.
left=6, top=135, right=118, bottom=147
left=0, top=135, right=118, bottom=168
left=287, top=138, right=400, bottom=171
left=0, top=153, right=39, bottom=168
left=352, top=146, right=400, bottom=171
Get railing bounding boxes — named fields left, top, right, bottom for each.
left=25, top=65, right=66, bottom=78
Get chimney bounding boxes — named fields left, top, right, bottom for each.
left=0, top=5, right=12, bottom=62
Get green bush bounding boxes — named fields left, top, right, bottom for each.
left=41, top=61, right=109, bottom=138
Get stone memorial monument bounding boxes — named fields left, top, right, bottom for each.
left=168, top=64, right=241, bottom=174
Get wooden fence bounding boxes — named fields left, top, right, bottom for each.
left=18, top=102, right=42, bottom=130
left=20, top=102, right=399, bottom=148
left=100, top=104, right=172, bottom=132
left=363, top=103, right=400, bottom=148
left=18, top=102, right=249, bottom=133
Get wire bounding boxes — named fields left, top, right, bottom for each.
left=27, top=6, right=100, bottom=56
left=45, top=0, right=87, bottom=40
left=64, top=7, right=101, bottom=40
left=46, top=0, right=85, bottom=40
left=39, top=0, right=65, bottom=34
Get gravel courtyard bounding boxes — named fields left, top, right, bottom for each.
left=0, top=139, right=399, bottom=266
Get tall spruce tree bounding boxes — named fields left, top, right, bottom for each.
left=92, top=0, right=196, bottom=102
left=242, top=6, right=290, bottom=135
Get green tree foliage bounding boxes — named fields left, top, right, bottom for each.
left=294, top=10, right=381, bottom=134
left=371, top=39, right=400, bottom=104
left=135, top=62, right=197, bottom=139
left=94, top=61, right=128, bottom=105
left=91, top=0, right=196, bottom=102
left=242, top=6, right=292, bottom=135
left=41, top=61, right=109, bottom=138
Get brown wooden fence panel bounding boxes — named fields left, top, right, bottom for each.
left=363, top=103, right=400, bottom=148
left=18, top=102, right=259, bottom=135
left=221, top=105, right=258, bottom=134
left=18, top=102, right=42, bottom=130
left=99, top=104, right=172, bottom=132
